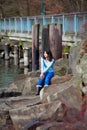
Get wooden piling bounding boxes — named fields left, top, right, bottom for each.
left=32, top=24, right=39, bottom=71
left=49, top=24, right=62, bottom=60
left=42, top=25, right=49, bottom=52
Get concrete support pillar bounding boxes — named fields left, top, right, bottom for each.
left=49, top=24, right=62, bottom=60
left=19, top=46, right=23, bottom=59
left=23, top=47, right=29, bottom=67
left=5, top=60, right=10, bottom=68
left=4, top=43, right=10, bottom=60
left=14, top=45, right=19, bottom=65
left=32, top=24, right=39, bottom=71
left=24, top=67, right=29, bottom=74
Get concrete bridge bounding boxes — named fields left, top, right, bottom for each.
left=0, top=12, right=87, bottom=44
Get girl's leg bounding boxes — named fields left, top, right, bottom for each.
left=36, top=77, right=45, bottom=95
left=37, top=77, right=45, bottom=87
left=36, top=87, right=43, bottom=95
left=44, top=72, right=54, bottom=87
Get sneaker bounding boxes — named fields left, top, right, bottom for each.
left=44, top=85, right=48, bottom=87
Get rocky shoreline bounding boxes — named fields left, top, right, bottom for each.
left=0, top=40, right=87, bottom=130
left=0, top=77, right=87, bottom=130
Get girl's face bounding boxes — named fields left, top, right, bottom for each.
left=44, top=51, right=48, bottom=58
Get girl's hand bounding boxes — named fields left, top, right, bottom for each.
left=40, top=73, right=44, bottom=78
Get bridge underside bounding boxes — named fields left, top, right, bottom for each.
left=0, top=31, right=83, bottom=47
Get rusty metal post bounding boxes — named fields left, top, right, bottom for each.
left=32, top=24, right=39, bottom=71
left=42, top=25, right=49, bottom=53
left=49, top=24, right=62, bottom=60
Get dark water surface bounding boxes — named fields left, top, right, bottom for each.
left=0, top=59, right=24, bottom=89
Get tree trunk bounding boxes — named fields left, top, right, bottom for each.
left=0, top=1, right=5, bottom=18
left=27, top=0, right=30, bottom=16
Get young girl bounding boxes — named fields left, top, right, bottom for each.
left=36, top=49, right=55, bottom=95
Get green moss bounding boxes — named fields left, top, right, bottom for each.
left=63, top=46, right=70, bottom=53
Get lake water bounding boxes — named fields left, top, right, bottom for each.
left=0, top=58, right=24, bottom=89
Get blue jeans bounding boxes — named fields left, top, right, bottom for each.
left=37, top=72, right=54, bottom=87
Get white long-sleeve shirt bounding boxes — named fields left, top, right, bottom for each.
left=40, top=57, right=54, bottom=74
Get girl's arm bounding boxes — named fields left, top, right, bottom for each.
left=40, top=57, right=44, bottom=73
left=43, top=59, right=54, bottom=73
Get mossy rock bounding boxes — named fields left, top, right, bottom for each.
left=54, top=66, right=67, bottom=76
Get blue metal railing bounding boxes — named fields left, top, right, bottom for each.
left=0, top=12, right=87, bottom=35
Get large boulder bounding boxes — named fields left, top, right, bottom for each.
left=51, top=74, right=72, bottom=85
left=69, top=43, right=82, bottom=74
left=40, top=78, right=82, bottom=111
left=22, top=77, right=38, bottom=95
left=8, top=73, right=39, bottom=96
left=9, top=100, right=61, bottom=130
left=54, top=58, right=69, bottom=76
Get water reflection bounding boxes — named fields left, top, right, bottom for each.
left=0, top=59, right=24, bottom=88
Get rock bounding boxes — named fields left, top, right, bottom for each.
left=82, top=86, right=87, bottom=95
left=55, top=58, right=69, bottom=68
left=51, top=74, right=72, bottom=85
left=0, top=95, right=41, bottom=129
left=9, top=75, right=38, bottom=96
left=40, top=78, right=82, bottom=111
left=76, top=53, right=87, bottom=85
left=54, top=66, right=67, bottom=76
left=0, top=84, right=22, bottom=98
left=9, top=100, right=61, bottom=130
left=22, top=77, right=38, bottom=95
left=69, top=43, right=82, bottom=74
left=9, top=75, right=28, bottom=93
left=28, top=70, right=40, bottom=77
left=54, top=58, right=70, bottom=76
left=0, top=99, right=13, bottom=128
left=3, top=40, right=87, bottom=130
left=0, top=91, right=21, bottom=98
left=36, top=121, right=63, bottom=130
left=0, top=109, right=9, bottom=125
left=6, top=96, right=40, bottom=110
